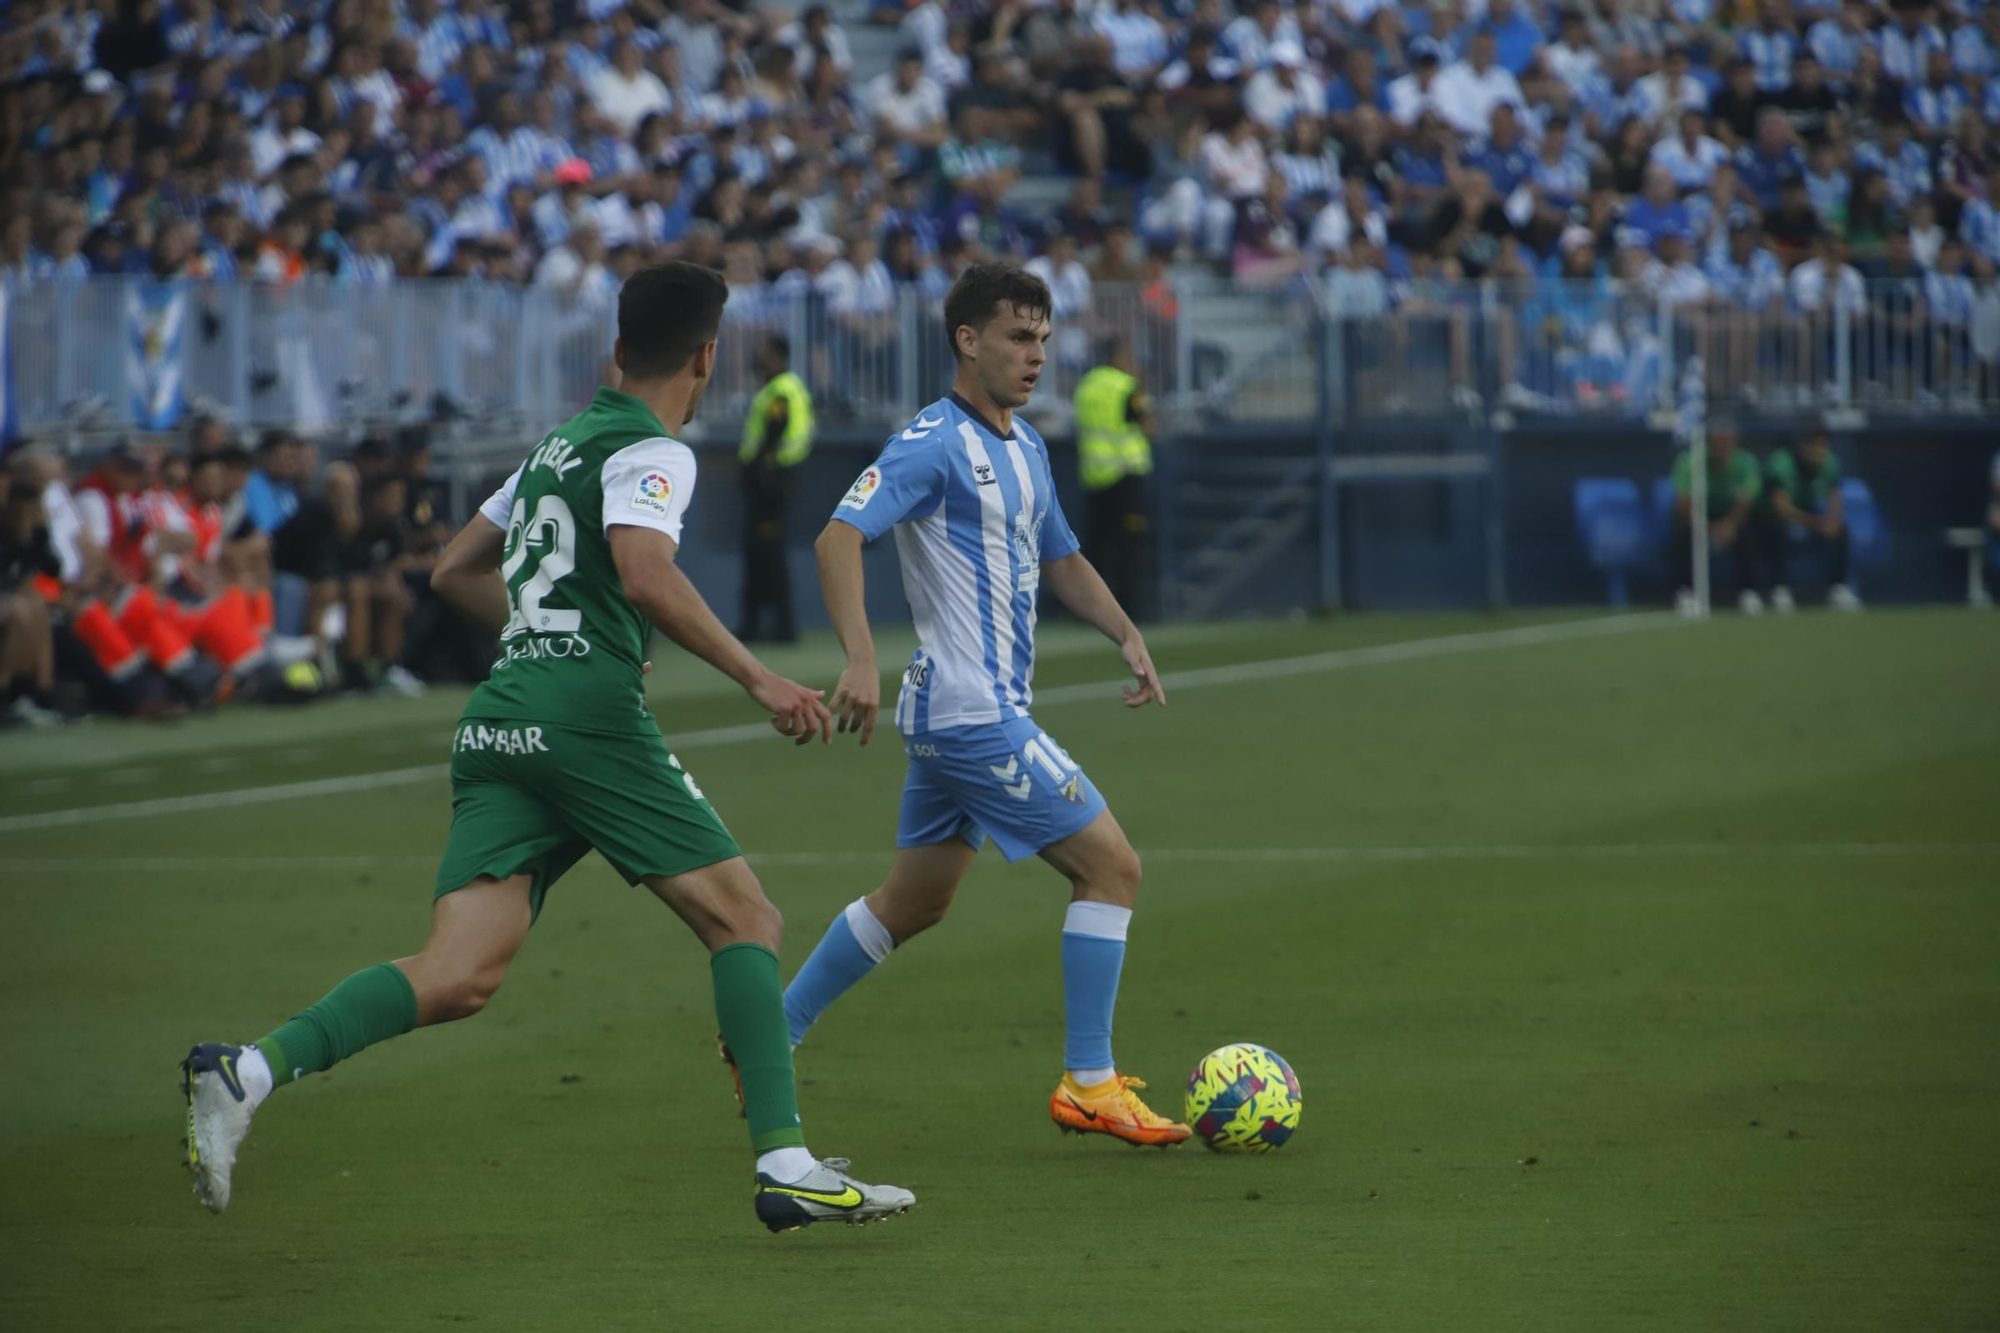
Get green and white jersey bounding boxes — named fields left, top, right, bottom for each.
left=461, top=387, right=697, bottom=734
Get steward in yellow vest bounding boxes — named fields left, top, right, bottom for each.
left=1074, top=340, right=1155, bottom=617
left=737, top=335, right=814, bottom=642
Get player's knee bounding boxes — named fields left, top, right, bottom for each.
left=434, top=959, right=508, bottom=1022
left=1081, top=844, right=1143, bottom=907
left=872, top=885, right=952, bottom=941
left=721, top=881, right=784, bottom=949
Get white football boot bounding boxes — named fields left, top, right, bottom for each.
left=753, top=1157, right=915, bottom=1233
left=181, top=1043, right=257, bottom=1212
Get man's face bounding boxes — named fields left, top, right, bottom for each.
left=189, top=458, right=227, bottom=502
left=1470, top=33, right=1494, bottom=71
left=897, top=57, right=921, bottom=91
left=1708, top=428, right=1737, bottom=462
left=1799, top=435, right=1830, bottom=468
left=369, top=478, right=407, bottom=520
left=961, top=305, right=1050, bottom=410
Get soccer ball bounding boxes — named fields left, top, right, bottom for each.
left=1184, top=1043, right=1302, bottom=1153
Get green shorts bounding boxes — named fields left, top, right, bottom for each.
left=434, top=718, right=741, bottom=920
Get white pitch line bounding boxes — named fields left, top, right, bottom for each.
left=0, top=615, right=1665, bottom=834
left=2, top=842, right=1994, bottom=874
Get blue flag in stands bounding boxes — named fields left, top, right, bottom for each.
left=126, top=278, right=189, bottom=431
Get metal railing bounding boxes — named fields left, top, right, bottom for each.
left=7, top=275, right=1996, bottom=438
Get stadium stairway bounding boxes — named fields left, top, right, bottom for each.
left=1162, top=438, right=1320, bottom=620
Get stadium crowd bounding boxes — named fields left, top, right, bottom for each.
left=5, top=0, right=2000, bottom=725
left=0, top=421, right=482, bottom=725
left=1, top=0, right=1998, bottom=341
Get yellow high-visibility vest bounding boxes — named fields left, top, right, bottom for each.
left=739, top=371, right=814, bottom=466
left=1074, top=365, right=1152, bottom=492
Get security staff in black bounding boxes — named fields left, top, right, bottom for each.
left=737, top=334, right=814, bottom=643
left=1074, top=339, right=1155, bottom=618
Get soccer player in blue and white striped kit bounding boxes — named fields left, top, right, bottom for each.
left=767, top=263, right=1189, bottom=1145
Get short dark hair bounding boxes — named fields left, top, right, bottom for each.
left=761, top=333, right=791, bottom=361
left=943, top=262, right=1051, bottom=359
left=618, top=261, right=729, bottom=380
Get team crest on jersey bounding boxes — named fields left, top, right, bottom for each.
left=631, top=471, right=673, bottom=516
left=840, top=466, right=882, bottom=510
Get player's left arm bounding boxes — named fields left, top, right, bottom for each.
left=431, top=514, right=510, bottom=635
left=1041, top=553, right=1165, bottom=709
left=431, top=466, right=522, bottom=635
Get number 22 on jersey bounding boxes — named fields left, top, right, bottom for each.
left=499, top=494, right=581, bottom=636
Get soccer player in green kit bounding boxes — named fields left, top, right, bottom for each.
left=181, top=263, right=915, bottom=1233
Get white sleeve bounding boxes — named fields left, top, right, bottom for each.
left=477, top=465, right=523, bottom=528
left=601, top=437, right=698, bottom=542
left=75, top=489, right=112, bottom=548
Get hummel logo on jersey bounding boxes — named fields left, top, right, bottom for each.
left=972, top=461, right=997, bottom=485
left=901, top=415, right=944, bottom=440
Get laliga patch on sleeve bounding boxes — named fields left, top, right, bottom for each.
left=630, top=471, right=674, bottom=516
left=839, top=466, right=882, bottom=511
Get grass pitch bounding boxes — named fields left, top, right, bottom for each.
left=2, top=610, right=1996, bottom=1332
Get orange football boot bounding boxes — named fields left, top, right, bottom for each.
left=1049, top=1072, right=1192, bottom=1146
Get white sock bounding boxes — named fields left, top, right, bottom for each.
left=842, top=897, right=895, bottom=962
left=756, top=1146, right=818, bottom=1182
left=238, top=1044, right=274, bottom=1108
left=1067, top=1067, right=1117, bottom=1087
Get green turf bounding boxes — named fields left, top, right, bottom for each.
left=3, top=610, right=1997, bottom=1332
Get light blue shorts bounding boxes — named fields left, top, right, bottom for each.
left=896, top=715, right=1108, bottom=862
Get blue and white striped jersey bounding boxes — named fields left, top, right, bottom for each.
left=831, top=393, right=1081, bottom=737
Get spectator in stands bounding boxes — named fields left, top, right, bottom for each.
left=1672, top=419, right=1768, bottom=615
left=1636, top=44, right=1709, bottom=128
left=867, top=48, right=949, bottom=160
left=1222, top=0, right=1302, bottom=74
left=1434, top=28, right=1525, bottom=138
left=242, top=429, right=306, bottom=538
left=1310, top=176, right=1389, bottom=261
left=1387, top=38, right=1445, bottom=129
left=1028, top=230, right=1095, bottom=370
left=1055, top=36, right=1150, bottom=181
left=1759, top=425, right=1860, bottom=611
left=1244, top=43, right=1323, bottom=133
left=337, top=472, right=423, bottom=697
left=0, top=469, right=62, bottom=728
left=1767, top=175, right=1827, bottom=261
left=1653, top=110, right=1732, bottom=191
left=1232, top=171, right=1307, bottom=289
left=1792, top=229, right=1868, bottom=320
left=1778, top=52, right=1841, bottom=146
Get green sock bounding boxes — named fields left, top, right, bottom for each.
left=254, top=962, right=419, bottom=1088
left=711, top=942, right=807, bottom=1154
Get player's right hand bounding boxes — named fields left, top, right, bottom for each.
left=750, top=672, right=832, bottom=747
left=829, top=661, right=880, bottom=746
